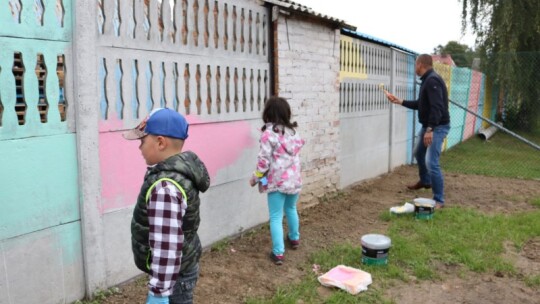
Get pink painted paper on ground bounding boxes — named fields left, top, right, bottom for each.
left=318, top=265, right=372, bottom=295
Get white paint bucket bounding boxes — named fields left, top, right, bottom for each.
left=361, top=234, right=391, bottom=266
left=413, top=198, right=436, bottom=220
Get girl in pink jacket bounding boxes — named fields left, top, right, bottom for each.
left=250, top=97, right=305, bottom=265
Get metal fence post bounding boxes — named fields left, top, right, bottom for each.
left=388, top=49, right=396, bottom=172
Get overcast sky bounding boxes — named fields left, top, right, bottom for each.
left=293, top=0, right=476, bottom=54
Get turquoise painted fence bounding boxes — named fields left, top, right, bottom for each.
left=0, top=1, right=84, bottom=303
left=0, top=135, right=79, bottom=239
left=447, top=67, right=471, bottom=148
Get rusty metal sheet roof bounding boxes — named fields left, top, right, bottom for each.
left=342, top=28, right=418, bottom=55
left=264, top=0, right=356, bottom=30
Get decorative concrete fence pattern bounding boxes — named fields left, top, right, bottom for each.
left=0, top=1, right=84, bottom=304
left=338, top=32, right=416, bottom=187
left=96, top=0, right=270, bottom=123
left=94, top=0, right=272, bottom=289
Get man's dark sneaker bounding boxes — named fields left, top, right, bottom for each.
left=270, top=252, right=284, bottom=265
left=287, top=237, right=300, bottom=250
left=406, top=181, right=432, bottom=190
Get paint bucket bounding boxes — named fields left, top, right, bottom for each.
left=361, top=234, right=391, bottom=266
left=413, top=198, right=436, bottom=220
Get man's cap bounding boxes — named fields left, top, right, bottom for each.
left=122, top=108, right=189, bottom=140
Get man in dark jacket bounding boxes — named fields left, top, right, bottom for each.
left=384, top=54, right=450, bottom=209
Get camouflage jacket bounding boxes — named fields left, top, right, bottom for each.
left=131, top=151, right=210, bottom=274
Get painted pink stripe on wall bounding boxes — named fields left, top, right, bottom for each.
left=184, top=117, right=255, bottom=180
left=99, top=129, right=147, bottom=213
left=99, top=117, right=256, bottom=213
left=463, top=71, right=482, bottom=140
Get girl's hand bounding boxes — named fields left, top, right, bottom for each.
left=249, top=176, right=258, bottom=187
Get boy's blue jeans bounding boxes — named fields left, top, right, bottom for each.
left=414, top=124, right=450, bottom=204
left=267, top=192, right=300, bottom=255
left=169, top=264, right=199, bottom=304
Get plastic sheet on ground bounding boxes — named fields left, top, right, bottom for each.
left=317, top=265, right=372, bottom=295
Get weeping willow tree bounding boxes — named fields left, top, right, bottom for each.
left=461, top=0, right=540, bottom=131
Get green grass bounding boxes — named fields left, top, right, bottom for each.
left=525, top=275, right=540, bottom=287
left=210, top=237, right=231, bottom=252
left=387, top=208, right=539, bottom=275
left=441, top=131, right=540, bottom=179
left=247, top=207, right=540, bottom=303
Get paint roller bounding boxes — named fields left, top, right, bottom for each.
left=378, top=83, right=391, bottom=97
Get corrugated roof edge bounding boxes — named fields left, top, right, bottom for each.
left=342, top=28, right=418, bottom=55
left=264, top=0, right=356, bottom=30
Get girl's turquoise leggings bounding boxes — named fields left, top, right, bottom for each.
left=267, top=191, right=300, bottom=255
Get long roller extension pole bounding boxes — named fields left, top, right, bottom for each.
left=448, top=99, right=540, bottom=151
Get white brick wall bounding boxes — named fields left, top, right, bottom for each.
left=275, top=15, right=341, bottom=206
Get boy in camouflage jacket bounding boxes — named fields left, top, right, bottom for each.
left=124, top=108, right=210, bottom=304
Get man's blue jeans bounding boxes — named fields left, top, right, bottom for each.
left=414, top=124, right=450, bottom=204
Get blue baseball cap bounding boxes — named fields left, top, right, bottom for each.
left=123, top=108, right=189, bottom=140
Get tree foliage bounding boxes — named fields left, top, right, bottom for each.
left=433, top=41, right=476, bottom=67
left=461, top=0, right=540, bottom=131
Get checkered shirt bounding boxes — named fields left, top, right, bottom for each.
left=147, top=180, right=187, bottom=296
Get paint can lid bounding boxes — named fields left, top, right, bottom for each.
left=361, top=234, right=391, bottom=249
left=413, top=197, right=436, bottom=207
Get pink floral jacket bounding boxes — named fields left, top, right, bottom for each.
left=254, top=123, right=305, bottom=194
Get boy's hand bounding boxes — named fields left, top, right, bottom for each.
left=146, top=293, right=169, bottom=304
